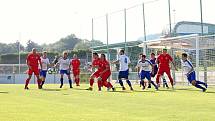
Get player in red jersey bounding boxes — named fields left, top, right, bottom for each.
left=25, top=48, right=42, bottom=89
left=70, top=54, right=81, bottom=86
left=87, top=52, right=101, bottom=91
left=156, top=48, right=177, bottom=89
left=97, top=54, right=115, bottom=91
left=157, top=50, right=169, bottom=88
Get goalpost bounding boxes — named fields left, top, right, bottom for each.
left=139, top=34, right=215, bottom=85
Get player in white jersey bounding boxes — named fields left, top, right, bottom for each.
left=137, top=54, right=158, bottom=90
left=137, top=53, right=144, bottom=87
left=112, top=49, right=133, bottom=90
left=181, top=53, right=207, bottom=92
left=39, top=51, right=50, bottom=88
left=56, top=51, right=72, bottom=88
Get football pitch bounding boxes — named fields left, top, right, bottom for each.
left=0, top=84, right=215, bottom=121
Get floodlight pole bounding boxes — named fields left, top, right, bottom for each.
left=142, top=3, right=147, bottom=55
left=106, top=14, right=110, bottom=60
left=200, top=0, right=203, bottom=36
left=168, top=0, right=177, bottom=81
left=124, top=8, right=127, bottom=54
left=168, top=0, right=172, bottom=35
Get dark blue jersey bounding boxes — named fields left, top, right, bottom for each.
left=150, top=58, right=158, bottom=77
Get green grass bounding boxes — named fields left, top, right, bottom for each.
left=0, top=84, right=215, bottom=121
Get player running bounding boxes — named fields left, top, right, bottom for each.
left=137, top=54, right=158, bottom=90
left=70, top=54, right=81, bottom=86
left=40, top=51, right=50, bottom=88
left=112, top=50, right=133, bottom=91
left=87, top=52, right=101, bottom=91
left=56, top=51, right=72, bottom=88
left=156, top=48, right=177, bottom=89
left=24, top=48, right=42, bottom=90
left=181, top=53, right=207, bottom=92
left=97, top=54, right=115, bottom=91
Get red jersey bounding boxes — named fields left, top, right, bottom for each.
left=26, top=53, right=41, bottom=68
left=71, top=59, right=80, bottom=69
left=92, top=58, right=100, bottom=67
left=157, top=54, right=173, bottom=68
left=98, top=60, right=111, bottom=72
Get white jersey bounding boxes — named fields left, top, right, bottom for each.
left=118, top=55, right=131, bottom=71
left=58, top=57, right=70, bottom=70
left=40, top=57, right=50, bottom=70
left=137, top=59, right=152, bottom=72
left=181, top=60, right=194, bottom=74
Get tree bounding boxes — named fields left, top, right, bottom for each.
left=0, top=41, right=25, bottom=54
left=73, top=39, right=104, bottom=51
left=73, top=39, right=90, bottom=51
left=26, top=40, right=42, bottom=52
left=90, top=40, right=104, bottom=47
left=45, top=34, right=81, bottom=52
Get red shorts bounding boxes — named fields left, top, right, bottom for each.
left=101, top=72, right=111, bottom=81
left=28, top=68, right=39, bottom=75
left=73, top=69, right=80, bottom=76
left=157, top=67, right=171, bottom=76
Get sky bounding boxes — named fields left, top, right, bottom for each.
left=0, top=0, right=214, bottom=46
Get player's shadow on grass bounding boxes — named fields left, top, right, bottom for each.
left=133, top=90, right=157, bottom=93
left=205, top=91, right=215, bottom=94
left=176, top=88, right=195, bottom=91
left=108, top=90, right=133, bottom=93
left=72, top=88, right=92, bottom=91
left=175, top=88, right=215, bottom=93
left=157, top=89, right=176, bottom=92
left=0, top=91, right=9, bottom=94
left=176, top=88, right=203, bottom=92
left=42, top=89, right=62, bottom=91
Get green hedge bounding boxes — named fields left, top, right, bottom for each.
left=0, top=50, right=92, bottom=64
